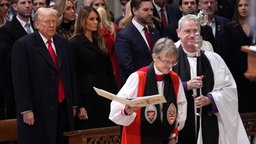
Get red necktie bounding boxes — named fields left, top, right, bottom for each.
left=144, top=27, right=153, bottom=52
left=160, top=8, right=168, bottom=28
left=47, top=40, right=65, bottom=103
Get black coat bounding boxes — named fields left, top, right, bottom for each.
left=69, top=34, right=117, bottom=129
left=0, top=16, right=34, bottom=52
left=0, top=41, right=9, bottom=119
left=152, top=3, right=182, bottom=42
left=213, top=15, right=230, bottom=55
left=223, top=22, right=256, bottom=113
left=0, top=16, right=34, bottom=118
left=12, top=32, right=77, bottom=144
left=115, top=23, right=161, bottom=84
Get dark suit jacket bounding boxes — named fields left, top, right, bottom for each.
left=12, top=32, right=77, bottom=144
left=0, top=41, right=9, bottom=119
left=216, top=0, right=235, bottom=20
left=213, top=15, right=230, bottom=55
left=153, top=3, right=181, bottom=42
left=0, top=16, right=34, bottom=118
left=69, top=34, right=117, bottom=129
left=201, top=25, right=215, bottom=48
left=0, top=16, right=34, bottom=52
left=115, top=22, right=161, bottom=84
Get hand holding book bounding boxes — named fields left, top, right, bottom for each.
left=93, top=87, right=167, bottom=107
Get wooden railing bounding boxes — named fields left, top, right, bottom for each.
left=0, top=119, right=17, bottom=143
left=240, top=112, right=256, bottom=136
left=64, top=126, right=121, bottom=144
left=1, top=113, right=256, bottom=144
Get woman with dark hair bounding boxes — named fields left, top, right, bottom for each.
left=223, top=1, right=256, bottom=141
left=69, top=6, right=117, bottom=129
left=223, top=0, right=256, bottom=113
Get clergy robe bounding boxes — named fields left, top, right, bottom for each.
left=109, top=65, right=187, bottom=144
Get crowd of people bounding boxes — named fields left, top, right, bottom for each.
left=0, top=0, right=255, bottom=144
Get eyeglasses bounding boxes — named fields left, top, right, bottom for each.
left=157, top=56, right=177, bottom=66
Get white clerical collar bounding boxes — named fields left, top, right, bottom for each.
left=154, top=65, right=164, bottom=75
left=183, top=49, right=197, bottom=57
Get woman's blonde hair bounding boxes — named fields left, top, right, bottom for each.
left=54, top=0, right=75, bottom=28
left=97, top=7, right=116, bottom=37
left=118, top=0, right=132, bottom=28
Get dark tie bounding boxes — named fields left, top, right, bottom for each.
left=47, top=39, right=65, bottom=103
left=144, top=27, right=153, bottom=52
left=156, top=74, right=164, bottom=81
left=25, top=23, right=32, bottom=34
left=160, top=8, right=168, bottom=28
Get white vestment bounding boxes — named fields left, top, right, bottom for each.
left=194, top=51, right=250, bottom=144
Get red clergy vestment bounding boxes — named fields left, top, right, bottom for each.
left=121, top=67, right=180, bottom=144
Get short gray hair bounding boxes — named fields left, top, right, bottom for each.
left=153, top=37, right=178, bottom=57
left=178, top=14, right=197, bottom=30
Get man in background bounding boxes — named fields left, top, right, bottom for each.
left=0, top=0, right=33, bottom=119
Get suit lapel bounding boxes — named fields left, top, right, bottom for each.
left=12, top=16, right=28, bottom=37
left=34, top=32, right=57, bottom=70
left=130, top=23, right=152, bottom=54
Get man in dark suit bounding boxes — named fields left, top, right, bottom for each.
left=152, top=0, right=182, bottom=42
left=198, top=0, right=230, bottom=56
left=12, top=7, right=77, bottom=144
left=115, top=0, right=161, bottom=84
left=0, top=0, right=34, bottom=119
left=178, top=0, right=215, bottom=47
left=216, top=0, right=235, bottom=20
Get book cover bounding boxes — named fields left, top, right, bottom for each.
left=93, top=87, right=166, bottom=107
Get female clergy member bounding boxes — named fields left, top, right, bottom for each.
left=109, top=37, right=187, bottom=144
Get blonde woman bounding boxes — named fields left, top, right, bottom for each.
left=54, top=0, right=76, bottom=39
left=97, top=7, right=122, bottom=88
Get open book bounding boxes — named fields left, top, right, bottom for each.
left=93, top=87, right=167, bottom=107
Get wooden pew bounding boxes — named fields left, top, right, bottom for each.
left=0, top=119, right=17, bottom=143
left=0, top=114, right=255, bottom=144
left=240, top=112, right=256, bottom=136
left=64, top=126, right=121, bottom=144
